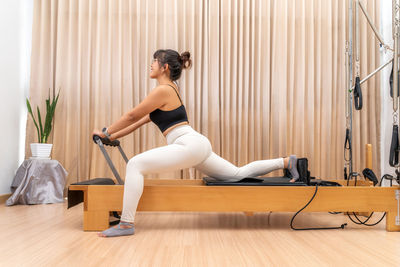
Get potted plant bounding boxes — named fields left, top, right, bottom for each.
left=26, top=89, right=60, bottom=158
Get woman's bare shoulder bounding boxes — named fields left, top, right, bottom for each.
left=152, top=84, right=173, bottom=92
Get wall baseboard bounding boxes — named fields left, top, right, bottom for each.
left=0, top=194, right=11, bottom=204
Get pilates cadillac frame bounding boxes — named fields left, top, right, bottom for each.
left=345, top=0, right=396, bottom=179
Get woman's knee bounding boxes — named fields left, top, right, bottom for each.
left=234, top=168, right=248, bottom=179
left=127, top=156, right=144, bottom=173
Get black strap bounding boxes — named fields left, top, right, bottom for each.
left=362, top=168, right=378, bottom=186
left=354, top=76, right=363, bottom=110
left=389, top=125, right=399, bottom=167
left=165, top=84, right=183, bottom=105
left=344, top=129, right=351, bottom=160
left=344, top=128, right=351, bottom=180
left=344, top=129, right=351, bottom=151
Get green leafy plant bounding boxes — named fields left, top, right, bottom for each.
left=26, top=89, right=60, bottom=143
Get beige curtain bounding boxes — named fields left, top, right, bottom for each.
left=27, top=0, right=381, bottom=186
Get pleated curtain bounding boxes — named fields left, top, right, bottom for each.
left=26, top=0, right=381, bottom=187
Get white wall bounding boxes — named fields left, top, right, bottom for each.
left=380, top=0, right=398, bottom=185
left=0, top=0, right=33, bottom=195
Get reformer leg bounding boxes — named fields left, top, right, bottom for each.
left=83, top=210, right=109, bottom=231
left=386, top=211, right=400, bottom=231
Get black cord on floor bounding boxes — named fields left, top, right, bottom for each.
left=290, top=184, right=347, bottom=231
left=349, top=211, right=374, bottom=224
left=347, top=212, right=386, bottom=226
left=346, top=174, right=392, bottom=227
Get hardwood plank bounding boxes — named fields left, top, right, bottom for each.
left=1, top=202, right=399, bottom=266
left=0, top=194, right=11, bottom=204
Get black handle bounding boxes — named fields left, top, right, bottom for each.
left=354, top=76, right=363, bottom=110
left=389, top=125, right=399, bottom=167
left=344, top=129, right=351, bottom=150
left=362, top=168, right=378, bottom=186
left=92, top=134, right=120, bottom=147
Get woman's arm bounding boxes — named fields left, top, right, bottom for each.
left=101, top=87, right=168, bottom=136
left=109, top=114, right=151, bottom=140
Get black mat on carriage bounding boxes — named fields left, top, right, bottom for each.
left=202, top=176, right=308, bottom=186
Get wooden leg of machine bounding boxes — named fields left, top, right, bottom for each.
left=345, top=145, right=373, bottom=217
left=365, top=144, right=372, bottom=169
left=83, top=211, right=110, bottom=231
left=355, top=143, right=373, bottom=217
left=386, top=211, right=400, bottom=232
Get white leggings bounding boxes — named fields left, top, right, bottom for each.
left=120, top=125, right=284, bottom=223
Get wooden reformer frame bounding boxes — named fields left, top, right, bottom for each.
left=69, top=179, right=400, bottom=232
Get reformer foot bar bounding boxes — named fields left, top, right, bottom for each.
left=68, top=179, right=400, bottom=232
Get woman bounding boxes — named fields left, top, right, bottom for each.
left=92, top=49, right=299, bottom=237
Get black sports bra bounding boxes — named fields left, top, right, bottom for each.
left=149, top=84, right=189, bottom=133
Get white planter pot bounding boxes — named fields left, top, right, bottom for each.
left=30, top=143, right=53, bottom=159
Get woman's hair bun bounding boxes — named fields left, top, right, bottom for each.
left=180, top=51, right=192, bottom=69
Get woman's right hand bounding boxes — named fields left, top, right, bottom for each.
left=92, top=129, right=120, bottom=146
left=92, top=129, right=105, bottom=140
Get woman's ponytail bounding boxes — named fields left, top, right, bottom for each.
left=180, top=51, right=192, bottom=69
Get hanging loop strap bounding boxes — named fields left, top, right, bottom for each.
left=354, top=76, right=363, bottom=110
left=344, top=128, right=351, bottom=161
left=389, top=125, right=399, bottom=167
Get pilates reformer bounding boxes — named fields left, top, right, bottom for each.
left=68, top=136, right=400, bottom=232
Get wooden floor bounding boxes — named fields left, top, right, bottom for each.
left=1, top=200, right=399, bottom=267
